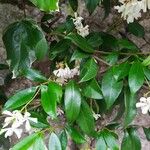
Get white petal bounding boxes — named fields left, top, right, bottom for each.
left=141, top=105, right=150, bottom=114
left=2, top=110, right=13, bottom=116
left=14, top=128, right=23, bottom=139
left=25, top=121, right=31, bottom=132
left=136, top=102, right=146, bottom=108
left=28, top=117, right=38, bottom=123
left=140, top=97, right=147, bottom=102
left=5, top=128, right=13, bottom=138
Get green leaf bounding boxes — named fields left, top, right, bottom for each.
left=80, top=58, right=98, bottom=82
left=49, top=132, right=62, bottom=150
left=83, top=79, right=103, bottom=99
left=102, top=0, right=111, bottom=18
left=59, top=130, right=68, bottom=150
left=127, top=22, right=145, bottom=37
left=11, top=133, right=39, bottom=150
left=67, top=127, right=86, bottom=144
left=129, top=62, right=144, bottom=93
left=84, top=0, right=100, bottom=14
left=113, top=62, right=130, bottom=81
left=3, top=20, right=48, bottom=78
left=102, top=68, right=123, bottom=109
left=76, top=101, right=95, bottom=135
left=144, top=67, right=150, bottom=80
left=86, top=32, right=103, bottom=48
left=69, top=0, right=78, bottom=11
left=49, top=39, right=70, bottom=60
left=118, top=39, right=139, bottom=51
left=4, top=87, right=37, bottom=110
left=121, top=128, right=141, bottom=150
left=105, top=52, right=118, bottom=65
left=32, top=136, right=47, bottom=150
left=22, top=68, right=47, bottom=83
left=64, top=80, right=81, bottom=122
left=124, top=88, right=137, bottom=127
left=143, top=127, right=150, bottom=141
left=30, top=0, right=59, bottom=12
left=70, top=49, right=90, bottom=62
left=65, top=33, right=94, bottom=53
left=142, top=56, right=150, bottom=66
left=41, top=82, right=62, bottom=118
left=96, top=129, right=119, bottom=150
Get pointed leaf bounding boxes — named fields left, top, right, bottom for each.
left=80, top=58, right=98, bottom=82
left=143, top=127, right=150, bottom=141
left=129, top=62, right=144, bottom=93
left=65, top=33, right=94, bottom=53
left=4, top=87, right=37, bottom=110
left=83, top=79, right=103, bottom=99
left=11, top=133, right=39, bottom=150
left=64, top=80, right=81, bottom=122
left=69, top=0, right=78, bottom=11
left=102, top=68, right=123, bottom=109
left=49, top=132, right=62, bottom=150
left=124, top=88, right=137, bottom=127
left=121, top=128, right=141, bottom=150
left=3, top=20, right=48, bottom=78
left=76, top=101, right=95, bottom=135
left=59, top=130, right=68, bottom=150
left=30, top=0, right=59, bottom=12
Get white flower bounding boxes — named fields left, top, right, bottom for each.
left=2, top=110, right=24, bottom=128
left=0, top=127, right=23, bottom=139
left=114, top=0, right=150, bottom=23
left=53, top=64, right=80, bottom=84
left=73, top=12, right=89, bottom=37
left=23, top=112, right=38, bottom=132
left=57, top=107, right=64, bottom=116
left=93, top=112, right=101, bottom=120
left=136, top=97, right=150, bottom=114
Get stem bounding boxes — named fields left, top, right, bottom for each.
left=20, top=87, right=40, bottom=112
left=94, top=56, right=111, bottom=66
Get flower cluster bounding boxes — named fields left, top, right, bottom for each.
left=136, top=97, right=150, bottom=114
left=0, top=110, right=37, bottom=139
left=73, top=12, right=89, bottom=37
left=53, top=62, right=80, bottom=84
left=115, top=0, right=150, bottom=23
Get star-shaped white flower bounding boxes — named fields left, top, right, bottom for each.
left=23, top=112, right=38, bottom=132
left=136, top=97, right=150, bottom=114
left=0, top=126, right=23, bottom=139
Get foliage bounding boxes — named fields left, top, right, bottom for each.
left=0, top=0, right=150, bottom=149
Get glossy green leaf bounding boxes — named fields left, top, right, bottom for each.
left=102, top=68, right=123, bottom=109
left=3, top=20, right=48, bottom=78
left=59, top=130, right=68, bottom=150
left=113, top=62, right=130, bottom=81
left=30, top=0, right=59, bottom=12
left=83, top=79, right=103, bottom=99
left=86, top=32, right=103, bottom=48
left=49, top=132, right=62, bottom=150
left=118, top=39, right=139, bottom=51
left=102, top=0, right=111, bottom=17
left=121, top=128, right=141, bottom=150
left=64, top=80, right=81, bottom=122
left=127, top=22, right=145, bottom=37
left=76, top=101, right=95, bottom=135
left=65, top=33, right=94, bottom=53
left=80, top=58, right=98, bottom=82
left=41, top=83, right=61, bottom=118
left=69, top=0, right=78, bottom=11
left=11, top=133, right=39, bottom=150
left=67, top=127, right=86, bottom=144
left=124, top=88, right=137, bottom=127
left=129, top=62, right=144, bottom=93
left=70, top=49, right=90, bottom=62
left=84, top=0, right=100, bottom=14
left=143, top=127, right=150, bottom=141
left=96, top=129, right=119, bottom=150
left=144, top=67, right=150, bottom=80
left=32, top=136, right=47, bottom=150
left=22, top=68, right=47, bottom=83
left=142, top=56, right=150, bottom=66
left=105, top=52, right=118, bottom=65
left=4, top=87, right=37, bottom=110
